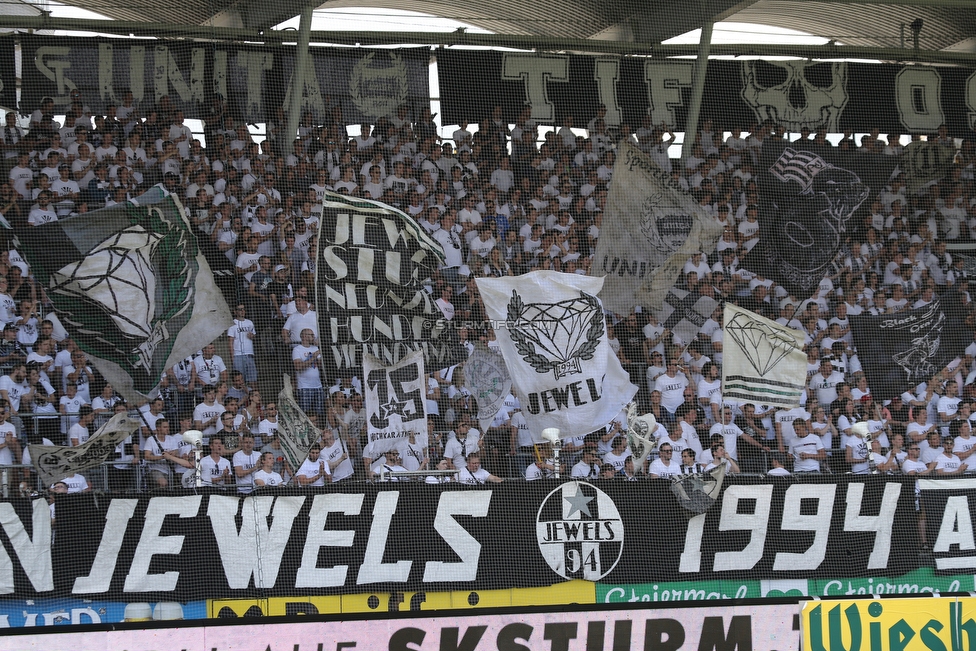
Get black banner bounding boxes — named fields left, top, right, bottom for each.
left=315, top=191, right=464, bottom=373
left=437, top=51, right=976, bottom=135
left=851, top=296, right=970, bottom=400
left=0, top=37, right=15, bottom=110
left=19, top=37, right=430, bottom=123
left=0, top=476, right=915, bottom=600
left=743, top=140, right=896, bottom=300
left=920, top=478, right=976, bottom=574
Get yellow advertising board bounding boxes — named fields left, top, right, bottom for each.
left=208, top=580, right=595, bottom=618
left=801, top=597, right=976, bottom=651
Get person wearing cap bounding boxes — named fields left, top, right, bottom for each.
left=570, top=445, right=602, bottom=479
left=810, top=357, right=844, bottom=408
left=935, top=431, right=968, bottom=475
left=0, top=323, right=26, bottom=367
left=227, top=304, right=258, bottom=384
left=603, top=434, right=632, bottom=473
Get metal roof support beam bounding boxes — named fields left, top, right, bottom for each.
left=284, top=2, right=313, bottom=154
left=682, top=20, right=713, bottom=163
left=0, top=16, right=974, bottom=66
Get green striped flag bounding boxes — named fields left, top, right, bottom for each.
left=17, top=185, right=232, bottom=401
left=721, top=302, right=806, bottom=408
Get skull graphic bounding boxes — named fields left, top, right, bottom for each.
left=741, top=61, right=849, bottom=132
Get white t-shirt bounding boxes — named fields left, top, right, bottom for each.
left=790, top=434, right=825, bottom=472
left=292, top=345, right=322, bottom=389
left=253, top=469, right=285, bottom=487
left=233, top=450, right=262, bottom=493
left=200, top=455, right=232, bottom=486
left=296, top=457, right=329, bottom=486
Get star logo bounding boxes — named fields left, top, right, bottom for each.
left=380, top=396, right=409, bottom=419
left=563, top=490, right=593, bottom=518
left=535, top=481, right=624, bottom=581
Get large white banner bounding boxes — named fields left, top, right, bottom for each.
left=591, top=141, right=723, bottom=314
left=722, top=303, right=807, bottom=408
left=476, top=271, right=637, bottom=439
left=363, top=350, right=429, bottom=455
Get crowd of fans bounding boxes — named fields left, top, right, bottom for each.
left=2, top=88, right=976, bottom=493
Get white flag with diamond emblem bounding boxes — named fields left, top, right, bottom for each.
left=476, top=271, right=637, bottom=439
left=722, top=302, right=806, bottom=408
left=363, top=350, right=429, bottom=456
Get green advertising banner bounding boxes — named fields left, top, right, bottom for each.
left=597, top=568, right=976, bottom=604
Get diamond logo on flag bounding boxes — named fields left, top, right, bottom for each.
left=477, top=271, right=637, bottom=439
left=726, top=310, right=800, bottom=376
left=722, top=303, right=806, bottom=409
left=17, top=186, right=231, bottom=400
left=507, top=290, right=603, bottom=380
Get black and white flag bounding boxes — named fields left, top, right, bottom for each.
left=17, top=185, right=232, bottom=401
left=29, top=414, right=142, bottom=487
left=743, top=141, right=889, bottom=300
left=464, top=347, right=513, bottom=434
left=658, top=288, right=719, bottom=347
left=591, top=142, right=723, bottom=313
left=851, top=298, right=969, bottom=400
left=722, top=303, right=807, bottom=408
left=902, top=141, right=954, bottom=195
left=476, top=272, right=637, bottom=439
left=363, top=350, right=429, bottom=456
left=275, top=379, right=323, bottom=473
left=316, top=191, right=464, bottom=372
left=671, top=463, right=726, bottom=515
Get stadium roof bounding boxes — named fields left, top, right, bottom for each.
left=0, top=0, right=974, bottom=65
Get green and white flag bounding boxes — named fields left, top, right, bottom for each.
left=17, top=185, right=232, bottom=401
left=276, top=379, right=324, bottom=472
left=722, top=302, right=806, bottom=408
left=29, top=413, right=142, bottom=487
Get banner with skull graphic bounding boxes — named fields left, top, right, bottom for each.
left=850, top=296, right=970, bottom=401
left=591, top=142, right=724, bottom=314
left=476, top=271, right=637, bottom=439
left=742, top=140, right=895, bottom=300
left=438, top=52, right=976, bottom=136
